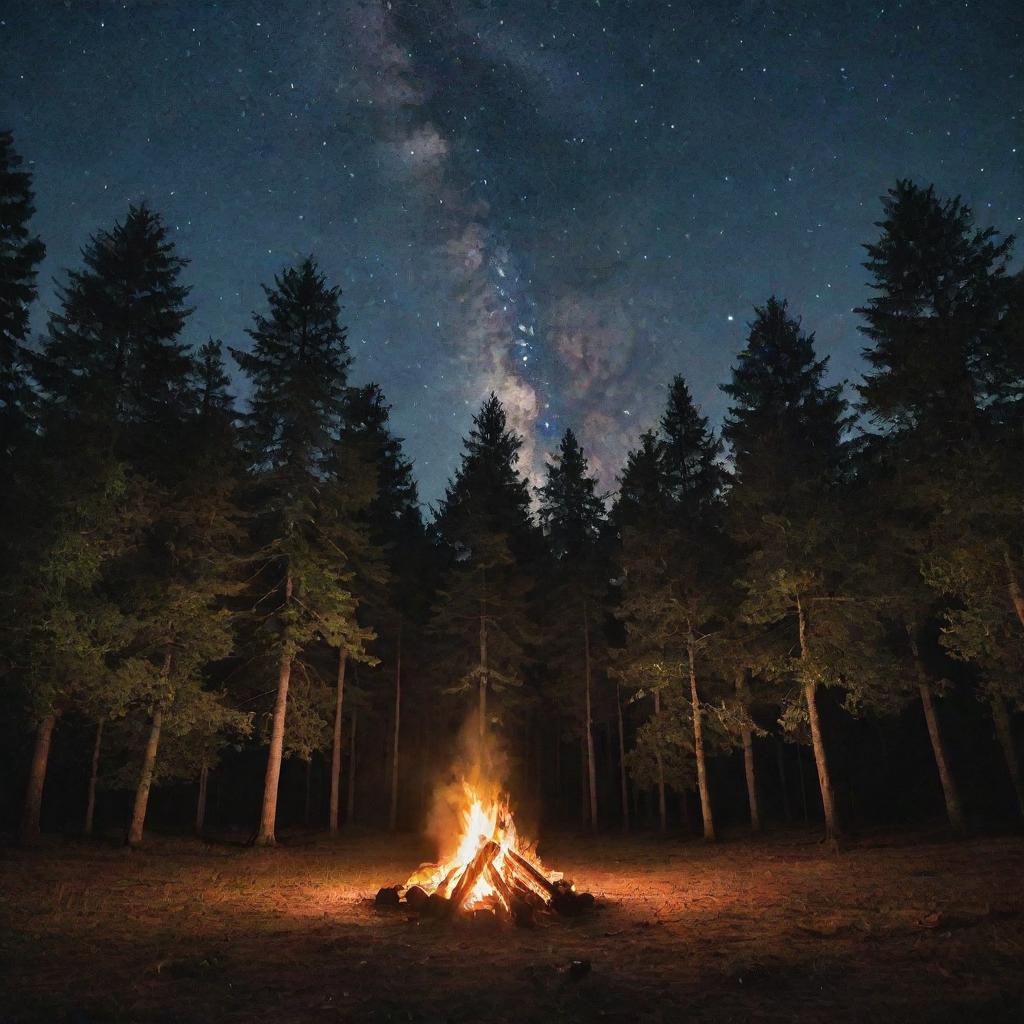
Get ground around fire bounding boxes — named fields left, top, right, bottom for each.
left=1, top=828, right=1022, bottom=1022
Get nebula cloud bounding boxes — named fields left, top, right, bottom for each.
left=352, top=0, right=544, bottom=480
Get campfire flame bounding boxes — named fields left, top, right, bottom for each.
left=404, top=781, right=559, bottom=913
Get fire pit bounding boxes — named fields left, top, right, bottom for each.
left=375, top=783, right=594, bottom=926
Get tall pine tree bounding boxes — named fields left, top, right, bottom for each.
left=723, top=297, right=854, bottom=842
left=537, top=429, right=607, bottom=830
left=232, top=257, right=367, bottom=845
left=432, top=394, right=537, bottom=766
left=0, top=129, right=45, bottom=476
left=17, top=204, right=192, bottom=842
left=857, top=182, right=1022, bottom=817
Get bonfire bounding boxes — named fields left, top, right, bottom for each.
left=375, top=781, right=594, bottom=926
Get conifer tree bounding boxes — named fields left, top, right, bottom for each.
left=722, top=297, right=854, bottom=843
left=34, top=204, right=192, bottom=475
left=341, top=384, right=425, bottom=832
left=0, top=129, right=45, bottom=476
left=611, top=432, right=671, bottom=831
left=537, top=429, right=607, bottom=829
left=659, top=376, right=728, bottom=839
left=432, top=394, right=537, bottom=763
left=232, top=257, right=367, bottom=845
left=857, top=184, right=1022, bottom=819
left=854, top=438, right=966, bottom=831
left=613, top=379, right=729, bottom=841
left=858, top=181, right=1014, bottom=442
left=10, top=462, right=141, bottom=843
left=16, top=204, right=192, bottom=841
left=0, top=130, right=47, bottom=838
left=120, top=339, right=246, bottom=846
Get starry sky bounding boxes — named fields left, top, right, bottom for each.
left=2, top=0, right=1020, bottom=503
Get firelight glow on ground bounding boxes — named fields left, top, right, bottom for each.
left=2, top=831, right=1021, bottom=1022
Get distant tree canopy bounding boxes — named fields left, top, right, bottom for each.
left=2, top=124, right=1022, bottom=845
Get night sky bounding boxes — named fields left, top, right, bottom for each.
left=2, top=1, right=1020, bottom=502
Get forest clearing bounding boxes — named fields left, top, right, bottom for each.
left=2, top=830, right=1022, bottom=1023
left=3, top=4, right=1023, bottom=1023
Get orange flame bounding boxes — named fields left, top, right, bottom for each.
left=405, top=781, right=556, bottom=911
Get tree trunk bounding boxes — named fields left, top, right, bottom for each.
left=1004, top=549, right=1024, bottom=628
left=196, top=763, right=209, bottom=835
left=776, top=736, right=793, bottom=823
left=256, top=574, right=293, bottom=846
left=583, top=603, right=598, bottom=831
left=389, top=634, right=402, bottom=832
left=554, top=733, right=562, bottom=819
left=736, top=670, right=760, bottom=832
left=19, top=713, right=56, bottom=844
left=797, top=594, right=842, bottom=842
left=127, top=708, right=163, bottom=847
left=797, top=742, right=809, bottom=822
left=907, top=626, right=964, bottom=832
left=654, top=689, right=667, bottom=833
left=998, top=551, right=1024, bottom=817
left=303, top=758, right=312, bottom=826
left=84, top=718, right=104, bottom=837
left=687, top=632, right=715, bottom=841
left=991, top=695, right=1024, bottom=818
left=616, top=684, right=630, bottom=833
left=329, top=649, right=347, bottom=835
left=534, top=715, right=544, bottom=806
left=479, top=600, right=488, bottom=754
left=346, top=706, right=358, bottom=825
left=580, top=736, right=588, bottom=827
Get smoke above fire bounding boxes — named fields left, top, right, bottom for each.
left=420, top=715, right=510, bottom=866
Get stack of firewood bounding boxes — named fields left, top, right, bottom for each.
left=375, top=837, right=595, bottom=927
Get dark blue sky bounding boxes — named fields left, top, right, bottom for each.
left=2, top=0, right=1020, bottom=502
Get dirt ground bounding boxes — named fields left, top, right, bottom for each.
left=1, top=828, right=1022, bottom=1023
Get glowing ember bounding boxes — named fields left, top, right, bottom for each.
left=404, top=781, right=560, bottom=913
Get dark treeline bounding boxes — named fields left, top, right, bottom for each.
left=2, top=128, right=1022, bottom=846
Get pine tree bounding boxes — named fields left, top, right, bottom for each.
left=858, top=180, right=1014, bottom=444
left=857, top=184, right=1022, bottom=820
left=722, top=297, right=854, bottom=843
left=119, top=339, right=246, bottom=846
left=432, top=394, right=537, bottom=765
left=231, top=257, right=367, bottom=845
left=613, top=379, right=729, bottom=842
left=341, top=384, right=426, bottom=832
left=34, top=203, right=193, bottom=477
left=610, top=432, right=668, bottom=828
left=0, top=129, right=45, bottom=475
left=0, top=130, right=47, bottom=839
left=15, top=203, right=193, bottom=842
left=9, top=463, right=142, bottom=843
left=659, top=377, right=728, bottom=840
left=537, top=429, right=607, bottom=829
left=853, top=437, right=967, bottom=831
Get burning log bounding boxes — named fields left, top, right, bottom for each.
left=486, top=861, right=536, bottom=928
left=448, top=839, right=499, bottom=911
left=506, top=848, right=556, bottom=900
left=380, top=782, right=593, bottom=925
left=436, top=863, right=460, bottom=899
left=505, top=849, right=594, bottom=916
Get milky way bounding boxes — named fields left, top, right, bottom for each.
left=2, top=0, right=1020, bottom=502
